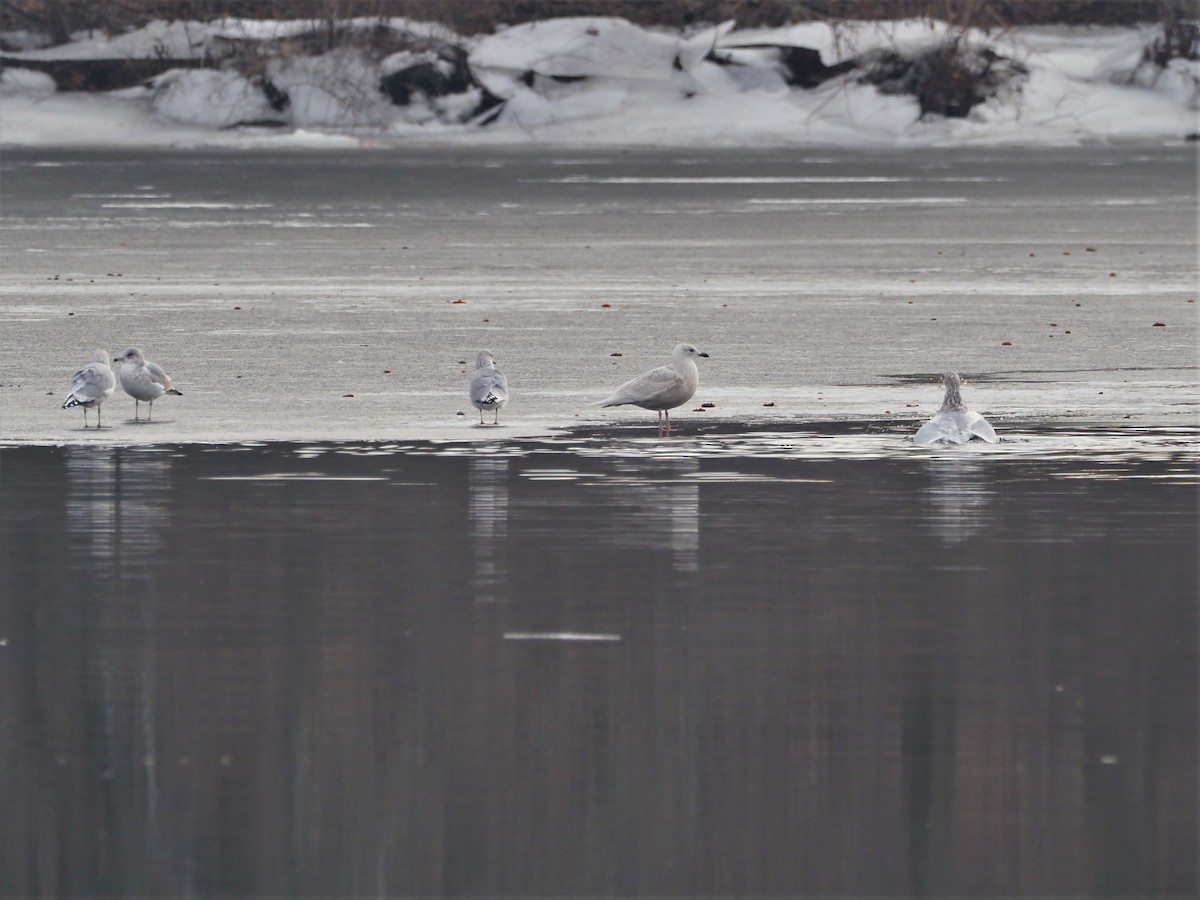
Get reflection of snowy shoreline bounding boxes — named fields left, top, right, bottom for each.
left=1, top=16, right=1194, bottom=148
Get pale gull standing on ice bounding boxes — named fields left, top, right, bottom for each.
left=599, top=343, right=709, bottom=435
left=913, top=371, right=998, bottom=445
left=61, top=349, right=116, bottom=428
left=469, top=350, right=509, bottom=424
left=115, top=347, right=182, bottom=421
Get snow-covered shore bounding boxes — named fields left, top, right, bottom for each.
left=1, top=15, right=1196, bottom=148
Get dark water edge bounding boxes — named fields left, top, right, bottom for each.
left=0, top=438, right=1195, bottom=897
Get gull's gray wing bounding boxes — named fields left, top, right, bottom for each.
left=915, top=410, right=997, bottom=445
left=66, top=362, right=116, bottom=404
left=143, top=361, right=173, bottom=389
left=601, top=365, right=684, bottom=408
left=914, top=414, right=951, bottom=445
left=965, top=411, right=998, bottom=443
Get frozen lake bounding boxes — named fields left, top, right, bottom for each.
left=0, top=146, right=1196, bottom=894
left=0, top=145, right=1196, bottom=441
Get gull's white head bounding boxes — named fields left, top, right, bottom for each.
left=475, top=350, right=496, bottom=369
left=672, top=343, right=710, bottom=362
left=116, top=348, right=144, bottom=365
left=92, top=349, right=111, bottom=366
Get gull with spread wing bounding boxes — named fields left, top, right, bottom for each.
left=914, top=371, right=998, bottom=445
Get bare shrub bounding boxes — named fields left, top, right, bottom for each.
left=1143, top=19, right=1199, bottom=68
left=860, top=38, right=1027, bottom=117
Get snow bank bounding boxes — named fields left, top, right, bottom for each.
left=151, top=68, right=274, bottom=127
left=7, top=19, right=212, bottom=61
left=0, top=67, right=56, bottom=99
left=0, top=16, right=1194, bottom=148
left=268, top=49, right=392, bottom=128
left=468, top=16, right=734, bottom=92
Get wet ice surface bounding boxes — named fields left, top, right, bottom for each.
left=0, top=145, right=1196, bottom=443
left=0, top=146, right=1197, bottom=894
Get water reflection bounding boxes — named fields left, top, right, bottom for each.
left=0, top=442, right=1193, bottom=896
left=113, top=450, right=173, bottom=575
left=59, top=447, right=178, bottom=893
left=918, top=455, right=994, bottom=544
left=468, top=455, right=510, bottom=602
left=62, top=446, right=123, bottom=884
left=602, top=459, right=700, bottom=574
left=64, top=445, right=117, bottom=566
left=113, top=451, right=173, bottom=877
